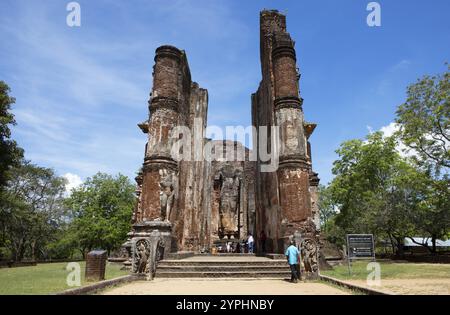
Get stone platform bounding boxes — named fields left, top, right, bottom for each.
left=155, top=255, right=291, bottom=278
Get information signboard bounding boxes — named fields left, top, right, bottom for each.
left=346, top=234, right=375, bottom=260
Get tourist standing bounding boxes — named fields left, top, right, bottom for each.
left=285, top=240, right=300, bottom=283
left=247, top=233, right=255, bottom=253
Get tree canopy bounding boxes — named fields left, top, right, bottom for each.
left=64, top=173, right=135, bottom=256
left=396, top=65, right=449, bottom=175
left=0, top=81, right=23, bottom=190
left=326, top=132, right=448, bottom=254
left=0, top=161, right=67, bottom=261
left=324, top=66, right=450, bottom=255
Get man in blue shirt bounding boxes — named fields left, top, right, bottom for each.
left=285, top=240, right=301, bottom=283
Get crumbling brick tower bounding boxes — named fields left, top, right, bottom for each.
left=252, top=10, right=320, bottom=268
left=129, top=45, right=207, bottom=269
left=130, top=44, right=211, bottom=264
left=140, top=45, right=182, bottom=223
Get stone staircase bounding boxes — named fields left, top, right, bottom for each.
left=155, top=255, right=291, bottom=278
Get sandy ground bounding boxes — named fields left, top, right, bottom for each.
left=348, top=279, right=450, bottom=295
left=102, top=278, right=349, bottom=295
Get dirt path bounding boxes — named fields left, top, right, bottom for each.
left=102, top=278, right=349, bottom=295
left=348, top=279, right=450, bottom=295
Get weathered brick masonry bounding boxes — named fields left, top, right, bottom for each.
left=252, top=10, right=319, bottom=253
left=128, top=10, right=320, bottom=270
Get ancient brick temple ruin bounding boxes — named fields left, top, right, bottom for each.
left=126, top=10, right=321, bottom=277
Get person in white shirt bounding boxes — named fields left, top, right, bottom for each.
left=247, top=233, right=255, bottom=253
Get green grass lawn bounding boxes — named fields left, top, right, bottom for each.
left=0, top=261, right=129, bottom=295
left=321, top=260, right=450, bottom=281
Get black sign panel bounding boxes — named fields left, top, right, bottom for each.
left=346, top=234, right=375, bottom=260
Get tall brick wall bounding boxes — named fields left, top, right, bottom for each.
left=252, top=10, right=319, bottom=253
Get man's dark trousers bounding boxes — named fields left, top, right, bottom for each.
left=290, top=264, right=299, bottom=281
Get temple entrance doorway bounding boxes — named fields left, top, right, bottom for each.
left=209, top=141, right=255, bottom=253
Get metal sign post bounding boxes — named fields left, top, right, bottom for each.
left=347, top=244, right=352, bottom=276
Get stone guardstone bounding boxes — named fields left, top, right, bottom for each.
left=129, top=220, right=172, bottom=280
left=287, top=220, right=320, bottom=280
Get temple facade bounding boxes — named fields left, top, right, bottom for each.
left=127, top=10, right=320, bottom=275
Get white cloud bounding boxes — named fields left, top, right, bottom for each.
left=379, top=122, right=399, bottom=138
left=378, top=122, right=416, bottom=158
left=63, top=173, right=83, bottom=193
left=2, top=17, right=149, bottom=110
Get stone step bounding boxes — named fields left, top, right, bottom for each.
left=158, top=260, right=287, bottom=266
left=195, top=253, right=257, bottom=256
left=155, top=270, right=291, bottom=278
left=157, top=265, right=290, bottom=272
left=156, top=257, right=292, bottom=279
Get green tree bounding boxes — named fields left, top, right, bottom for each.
left=407, top=177, right=450, bottom=253
left=0, top=81, right=24, bottom=191
left=329, top=130, right=449, bottom=255
left=1, top=161, right=67, bottom=261
left=317, top=184, right=336, bottom=233
left=395, top=66, right=450, bottom=253
left=329, top=133, right=423, bottom=255
left=65, top=173, right=135, bottom=256
left=330, top=133, right=399, bottom=232
left=0, top=81, right=23, bottom=254
left=375, top=160, right=422, bottom=255
left=395, top=65, right=449, bottom=175
left=322, top=216, right=346, bottom=248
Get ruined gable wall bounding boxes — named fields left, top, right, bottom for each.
left=135, top=10, right=319, bottom=255
left=137, top=45, right=211, bottom=252
left=252, top=10, right=287, bottom=253
left=140, top=46, right=182, bottom=225
left=252, top=10, right=316, bottom=254
left=178, top=83, right=209, bottom=251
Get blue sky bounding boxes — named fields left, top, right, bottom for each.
left=1, top=0, right=449, bottom=188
